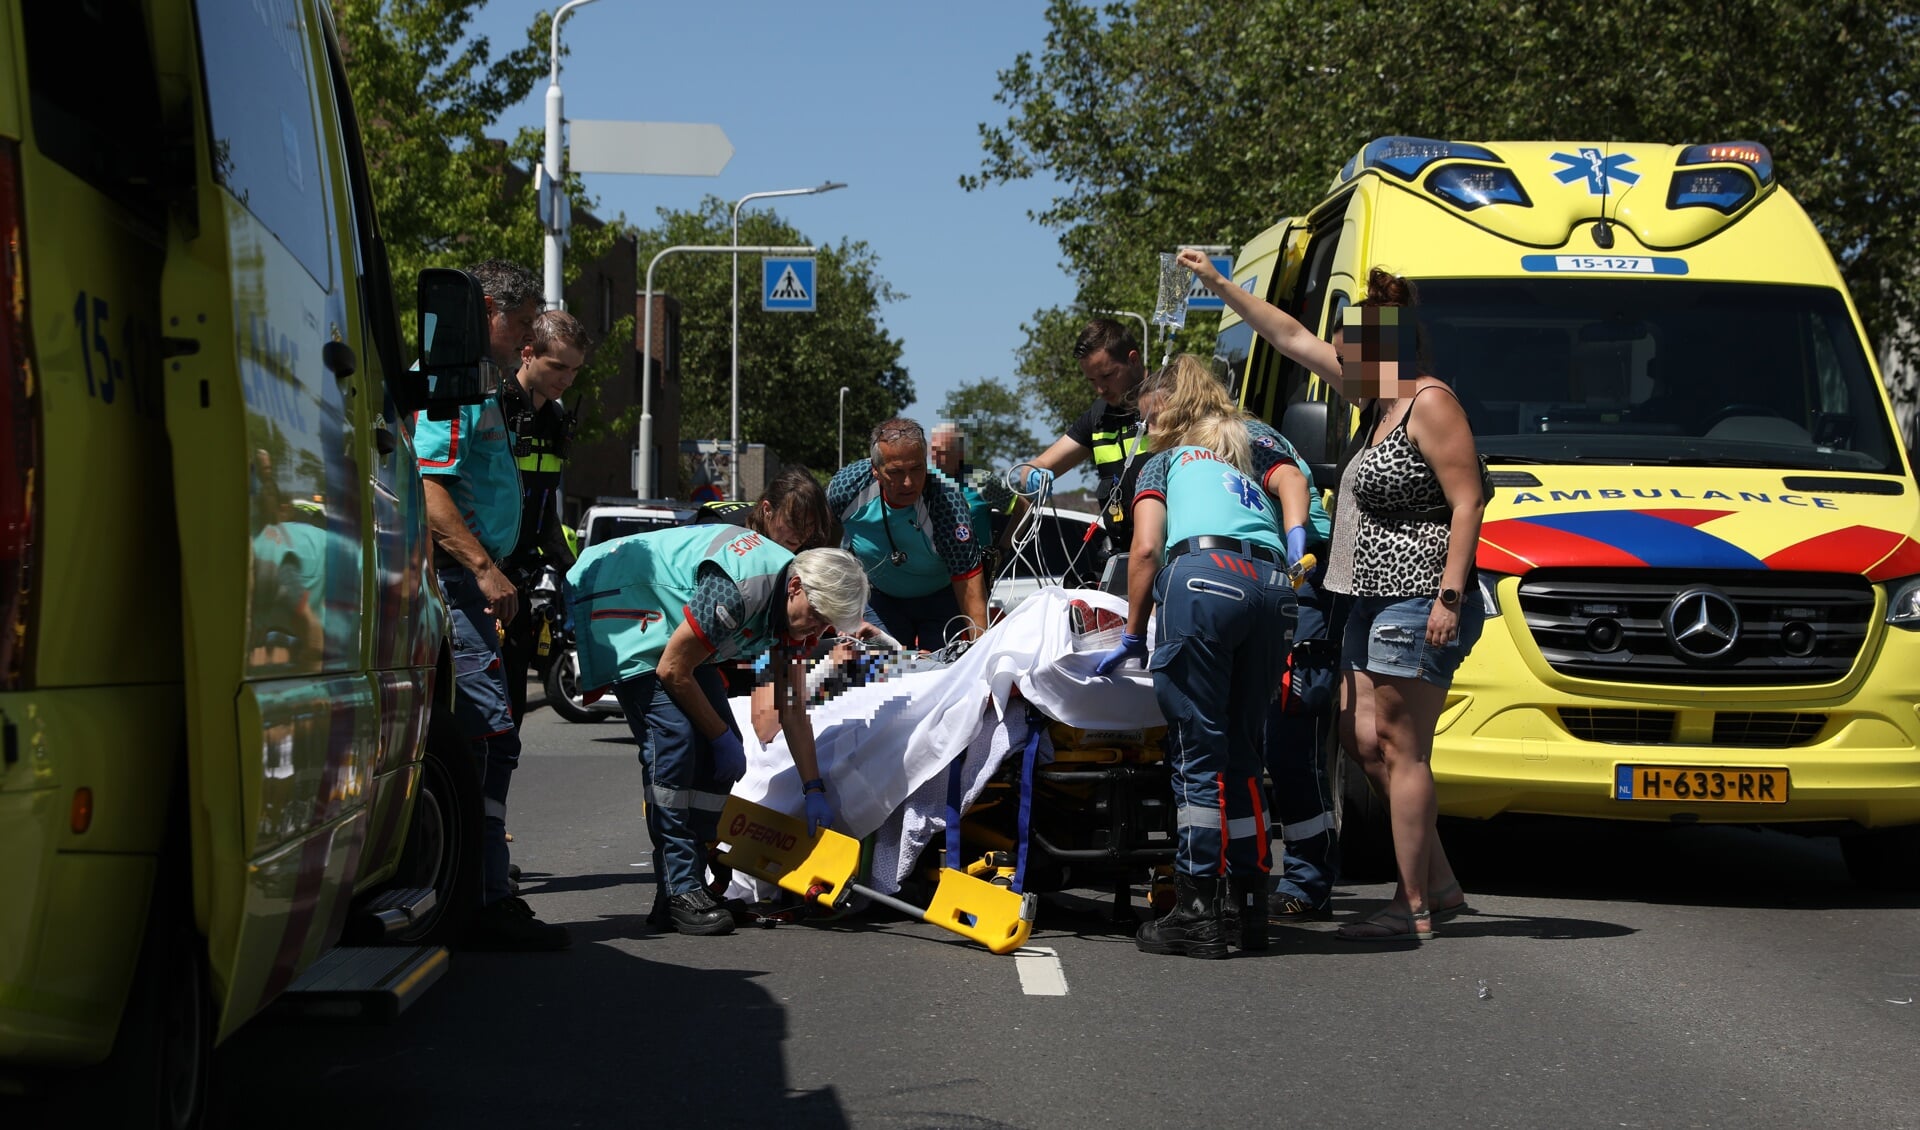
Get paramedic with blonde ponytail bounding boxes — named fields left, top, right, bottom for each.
left=1094, top=355, right=1304, bottom=959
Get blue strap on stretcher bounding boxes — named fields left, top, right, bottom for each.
left=1010, top=709, right=1044, bottom=894
left=945, top=708, right=1048, bottom=894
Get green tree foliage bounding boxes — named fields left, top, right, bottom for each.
left=335, top=1, right=631, bottom=432
left=1011, top=306, right=1094, bottom=437
left=631, top=201, right=912, bottom=473
left=968, top=1, right=1920, bottom=403
left=938, top=378, right=1040, bottom=467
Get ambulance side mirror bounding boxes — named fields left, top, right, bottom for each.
left=1280, top=400, right=1338, bottom=491
left=414, top=268, right=501, bottom=421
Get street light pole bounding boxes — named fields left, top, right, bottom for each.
left=838, top=385, right=850, bottom=468
left=639, top=243, right=816, bottom=499
left=731, top=181, right=846, bottom=498
left=541, top=0, right=599, bottom=311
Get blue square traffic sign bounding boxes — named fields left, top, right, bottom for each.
left=1185, top=255, right=1236, bottom=310
left=763, top=257, right=816, bottom=312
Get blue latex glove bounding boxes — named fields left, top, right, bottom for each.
left=1023, top=466, right=1055, bottom=495
left=804, top=789, right=835, bottom=836
left=709, top=729, right=747, bottom=785
left=1094, top=631, right=1148, bottom=676
left=1285, top=525, right=1308, bottom=569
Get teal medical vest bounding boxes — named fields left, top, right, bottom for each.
left=566, top=524, right=795, bottom=694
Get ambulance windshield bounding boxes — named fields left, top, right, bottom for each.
left=1404, top=280, right=1900, bottom=474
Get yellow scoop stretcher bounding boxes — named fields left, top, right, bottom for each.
left=716, top=796, right=1037, bottom=955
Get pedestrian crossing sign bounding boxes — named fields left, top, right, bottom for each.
left=1185, top=255, right=1236, bottom=310
left=763, top=257, right=816, bottom=312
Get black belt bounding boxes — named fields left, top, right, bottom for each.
left=1167, top=535, right=1283, bottom=566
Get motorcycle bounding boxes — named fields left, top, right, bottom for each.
left=528, top=565, right=621, bottom=724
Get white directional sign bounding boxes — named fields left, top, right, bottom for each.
left=1185, top=255, right=1237, bottom=310
left=568, top=121, right=735, bottom=177
left=763, top=257, right=816, bottom=313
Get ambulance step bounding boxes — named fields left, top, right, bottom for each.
left=277, top=945, right=448, bottom=1022
left=355, top=886, right=438, bottom=938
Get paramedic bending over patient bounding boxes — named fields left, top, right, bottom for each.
left=1095, top=355, right=1304, bottom=960
left=566, top=528, right=869, bottom=937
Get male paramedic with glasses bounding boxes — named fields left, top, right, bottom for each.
left=827, top=417, right=988, bottom=650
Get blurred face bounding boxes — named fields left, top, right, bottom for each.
left=1079, top=347, right=1143, bottom=406
left=873, top=439, right=928, bottom=507
left=518, top=341, right=584, bottom=404
left=1336, top=308, right=1409, bottom=400
left=487, top=297, right=540, bottom=373
left=929, top=430, right=963, bottom=477
left=784, top=575, right=832, bottom=640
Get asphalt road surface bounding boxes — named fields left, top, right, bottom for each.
left=198, top=691, right=1920, bottom=1128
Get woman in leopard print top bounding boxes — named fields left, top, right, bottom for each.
left=1179, top=258, right=1487, bottom=944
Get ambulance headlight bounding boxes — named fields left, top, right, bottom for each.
left=1887, top=577, right=1920, bottom=628
left=1477, top=571, right=1508, bottom=616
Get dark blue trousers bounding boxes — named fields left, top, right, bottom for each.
left=1149, top=549, right=1298, bottom=879
left=613, top=668, right=735, bottom=898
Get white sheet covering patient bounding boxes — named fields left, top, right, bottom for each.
left=722, top=587, right=1163, bottom=897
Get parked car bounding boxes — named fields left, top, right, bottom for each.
left=989, top=506, right=1112, bottom=621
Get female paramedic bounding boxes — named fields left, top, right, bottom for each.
left=1094, top=355, right=1309, bottom=958
left=566, top=526, right=869, bottom=937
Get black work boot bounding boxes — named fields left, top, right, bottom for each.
left=646, top=884, right=672, bottom=930
left=1135, top=874, right=1227, bottom=959
left=464, top=896, right=572, bottom=951
left=1227, top=876, right=1268, bottom=951
left=668, top=886, right=736, bottom=936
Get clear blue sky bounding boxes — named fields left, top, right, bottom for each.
left=466, top=0, right=1080, bottom=468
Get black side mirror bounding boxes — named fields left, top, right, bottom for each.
left=1280, top=400, right=1338, bottom=491
left=415, top=268, right=500, bottom=421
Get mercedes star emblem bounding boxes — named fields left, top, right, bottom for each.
left=1664, top=588, right=1740, bottom=661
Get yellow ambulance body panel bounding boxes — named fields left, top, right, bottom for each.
left=1, top=0, right=458, bottom=1103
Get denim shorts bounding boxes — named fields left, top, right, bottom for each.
left=1340, top=593, right=1485, bottom=688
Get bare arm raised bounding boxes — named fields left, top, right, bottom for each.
left=1178, top=248, right=1341, bottom=384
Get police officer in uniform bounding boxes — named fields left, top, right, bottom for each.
left=566, top=528, right=870, bottom=935
left=1016, top=319, right=1149, bottom=586
left=501, top=309, right=588, bottom=727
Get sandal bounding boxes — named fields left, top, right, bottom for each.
left=1430, top=881, right=1472, bottom=923
left=1337, top=906, right=1433, bottom=943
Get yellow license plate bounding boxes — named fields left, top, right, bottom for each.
left=1614, top=765, right=1787, bottom=804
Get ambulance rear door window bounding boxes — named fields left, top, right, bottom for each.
left=194, top=0, right=333, bottom=286
left=20, top=0, right=164, bottom=231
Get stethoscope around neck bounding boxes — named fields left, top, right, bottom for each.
left=880, top=496, right=909, bottom=567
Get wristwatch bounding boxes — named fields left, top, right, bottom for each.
left=1438, top=586, right=1461, bottom=608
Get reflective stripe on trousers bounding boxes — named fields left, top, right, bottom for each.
left=613, top=667, right=737, bottom=896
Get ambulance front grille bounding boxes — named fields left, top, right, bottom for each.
left=1516, top=569, right=1873, bottom=686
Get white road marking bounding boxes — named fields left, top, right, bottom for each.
left=1014, top=946, right=1068, bottom=996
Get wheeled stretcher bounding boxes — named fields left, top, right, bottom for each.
left=721, top=588, right=1174, bottom=934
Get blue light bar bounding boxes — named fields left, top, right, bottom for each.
left=1677, top=141, right=1774, bottom=185
left=1667, top=168, right=1758, bottom=213
left=1361, top=136, right=1499, bottom=180
left=1425, top=165, right=1532, bottom=210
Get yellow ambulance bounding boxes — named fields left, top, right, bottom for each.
left=1, top=1, right=497, bottom=1123
left=1224, top=136, right=1920, bottom=888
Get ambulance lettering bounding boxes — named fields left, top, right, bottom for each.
left=728, top=531, right=764, bottom=556
left=1508, top=488, right=1838, bottom=510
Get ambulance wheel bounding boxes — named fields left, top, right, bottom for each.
left=1328, top=728, right=1395, bottom=882
left=1841, top=824, right=1920, bottom=891
left=390, top=709, right=483, bottom=945
left=545, top=646, right=603, bottom=724
left=88, top=833, right=213, bottom=1129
